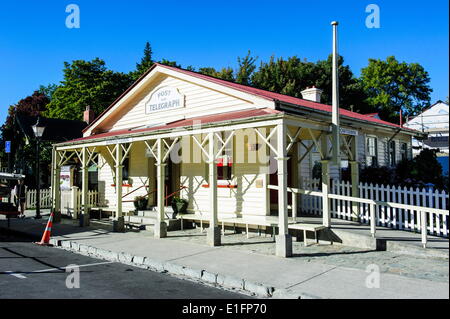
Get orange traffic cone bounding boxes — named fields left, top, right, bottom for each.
left=35, top=212, right=54, bottom=246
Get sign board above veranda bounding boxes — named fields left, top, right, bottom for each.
left=145, top=86, right=185, bottom=114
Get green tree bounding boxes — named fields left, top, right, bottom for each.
left=132, top=42, right=154, bottom=80
left=360, top=56, right=432, bottom=123
left=0, top=91, right=51, bottom=181
left=44, top=58, right=133, bottom=120
left=252, top=56, right=309, bottom=96
left=251, top=55, right=369, bottom=113
left=410, top=149, right=445, bottom=189
left=314, top=55, right=371, bottom=114
left=159, top=59, right=181, bottom=68
left=198, top=67, right=235, bottom=81
left=236, top=51, right=257, bottom=85
left=38, top=83, right=58, bottom=100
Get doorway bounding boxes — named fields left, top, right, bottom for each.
left=269, top=157, right=293, bottom=210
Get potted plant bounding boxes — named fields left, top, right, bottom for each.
left=134, top=196, right=147, bottom=211
left=171, top=197, right=189, bottom=218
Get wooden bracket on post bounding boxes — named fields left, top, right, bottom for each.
left=286, top=127, right=302, bottom=154
left=254, top=126, right=279, bottom=157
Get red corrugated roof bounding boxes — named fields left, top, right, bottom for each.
left=81, top=62, right=415, bottom=136
left=66, top=108, right=280, bottom=144
left=158, top=63, right=411, bottom=130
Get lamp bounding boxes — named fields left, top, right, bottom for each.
left=32, top=117, right=46, bottom=219
left=32, top=117, right=46, bottom=138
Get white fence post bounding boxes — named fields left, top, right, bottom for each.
left=370, top=203, right=376, bottom=238
left=421, top=210, right=427, bottom=248
left=442, top=190, right=448, bottom=237
left=292, top=191, right=297, bottom=220
left=71, top=186, right=79, bottom=219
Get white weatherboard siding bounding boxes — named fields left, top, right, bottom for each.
left=307, top=130, right=409, bottom=176
left=299, top=141, right=312, bottom=181
left=97, top=153, right=114, bottom=208
left=180, top=130, right=268, bottom=218
left=97, top=143, right=153, bottom=213
left=405, top=102, right=449, bottom=131
left=99, top=74, right=259, bottom=133
left=405, top=102, right=449, bottom=155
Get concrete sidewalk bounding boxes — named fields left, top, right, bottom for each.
left=0, top=213, right=448, bottom=299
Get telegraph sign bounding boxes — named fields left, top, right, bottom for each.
left=145, top=86, right=185, bottom=114
left=5, top=141, right=11, bottom=153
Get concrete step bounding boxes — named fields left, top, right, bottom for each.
left=124, top=215, right=157, bottom=225
left=136, top=210, right=157, bottom=217
left=314, top=221, right=449, bottom=259
left=136, top=207, right=174, bottom=217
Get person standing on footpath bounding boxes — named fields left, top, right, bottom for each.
left=14, top=179, right=26, bottom=218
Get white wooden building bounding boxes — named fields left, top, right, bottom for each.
left=50, top=63, right=420, bottom=257
left=404, top=100, right=449, bottom=157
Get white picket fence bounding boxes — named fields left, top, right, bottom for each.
left=24, top=187, right=99, bottom=216
left=60, top=187, right=99, bottom=217
left=26, top=188, right=53, bottom=209
left=300, top=178, right=449, bottom=238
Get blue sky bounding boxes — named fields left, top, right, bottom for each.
left=0, top=0, right=448, bottom=124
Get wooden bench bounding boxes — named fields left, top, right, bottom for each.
left=178, top=214, right=210, bottom=232
left=219, top=217, right=278, bottom=239
left=288, top=223, right=327, bottom=246
left=124, top=222, right=146, bottom=231
left=179, top=214, right=278, bottom=238
left=178, top=214, right=327, bottom=245
left=79, top=205, right=116, bottom=219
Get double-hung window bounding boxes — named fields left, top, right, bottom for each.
left=400, top=142, right=408, bottom=161
left=366, top=136, right=378, bottom=167
left=388, top=141, right=396, bottom=166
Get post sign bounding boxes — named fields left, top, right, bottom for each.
left=60, top=166, right=71, bottom=190
left=104, top=137, right=133, bottom=145
left=340, top=128, right=358, bottom=136
left=145, top=86, right=184, bottom=114
left=5, top=141, right=11, bottom=153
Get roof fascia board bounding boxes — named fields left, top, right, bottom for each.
left=284, top=115, right=330, bottom=132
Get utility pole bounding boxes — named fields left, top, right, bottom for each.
left=331, top=21, right=340, bottom=166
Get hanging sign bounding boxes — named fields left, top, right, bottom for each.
left=145, top=86, right=184, bottom=114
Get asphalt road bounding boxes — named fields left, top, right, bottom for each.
left=0, top=231, right=250, bottom=299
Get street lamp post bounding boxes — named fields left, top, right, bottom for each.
left=32, top=117, right=46, bottom=220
